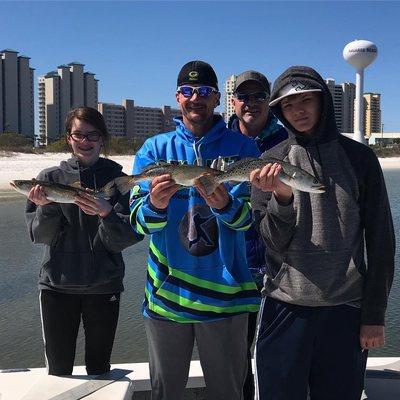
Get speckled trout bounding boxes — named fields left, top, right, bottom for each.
left=114, top=162, right=220, bottom=195
left=197, top=157, right=326, bottom=195
left=10, top=179, right=116, bottom=203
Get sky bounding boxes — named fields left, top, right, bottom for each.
left=1, top=0, right=399, bottom=131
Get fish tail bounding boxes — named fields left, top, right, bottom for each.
left=114, top=176, right=137, bottom=195
left=196, top=175, right=220, bottom=196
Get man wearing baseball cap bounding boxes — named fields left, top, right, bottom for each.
left=129, top=60, right=260, bottom=399
left=228, top=70, right=288, bottom=400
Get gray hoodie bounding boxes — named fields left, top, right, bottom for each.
left=26, top=156, right=143, bottom=294
left=251, top=66, right=395, bottom=325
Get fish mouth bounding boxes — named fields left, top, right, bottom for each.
left=312, top=185, right=326, bottom=193
left=9, top=181, right=17, bottom=189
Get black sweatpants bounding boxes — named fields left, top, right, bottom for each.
left=40, top=289, right=120, bottom=376
left=255, top=297, right=368, bottom=400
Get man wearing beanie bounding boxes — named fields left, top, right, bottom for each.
left=129, top=60, right=260, bottom=399
left=250, top=66, right=395, bottom=399
left=228, top=70, right=288, bottom=400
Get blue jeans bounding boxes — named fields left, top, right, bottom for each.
left=255, top=297, right=368, bottom=400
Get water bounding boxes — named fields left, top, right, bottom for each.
left=0, top=170, right=399, bottom=369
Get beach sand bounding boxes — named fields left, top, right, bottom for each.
left=1, top=151, right=399, bottom=200
left=0, top=152, right=134, bottom=200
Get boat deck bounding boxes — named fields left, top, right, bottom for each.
left=0, top=357, right=399, bottom=399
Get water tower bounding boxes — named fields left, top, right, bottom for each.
left=343, top=40, right=378, bottom=144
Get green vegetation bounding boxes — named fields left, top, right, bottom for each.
left=0, top=132, right=34, bottom=152
left=43, top=136, right=147, bottom=155
left=45, top=137, right=70, bottom=152
left=370, top=144, right=400, bottom=158
left=1, top=132, right=400, bottom=158
left=108, top=136, right=146, bottom=155
left=0, top=133, right=147, bottom=155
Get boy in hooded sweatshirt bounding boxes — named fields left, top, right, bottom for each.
left=250, top=66, right=395, bottom=400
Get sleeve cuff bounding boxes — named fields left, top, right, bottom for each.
left=147, top=199, right=168, bottom=214
left=268, top=194, right=295, bottom=220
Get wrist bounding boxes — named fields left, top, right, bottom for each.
left=274, top=189, right=293, bottom=205
left=148, top=199, right=167, bottom=213
left=99, top=204, right=113, bottom=218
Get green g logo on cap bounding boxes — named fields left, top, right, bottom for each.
left=188, top=71, right=199, bottom=81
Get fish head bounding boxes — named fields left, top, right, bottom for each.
left=287, top=171, right=326, bottom=194
left=10, top=180, right=38, bottom=196
left=10, top=180, right=30, bottom=190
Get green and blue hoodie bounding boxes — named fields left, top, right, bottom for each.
left=130, top=116, right=261, bottom=323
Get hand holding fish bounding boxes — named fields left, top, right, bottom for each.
left=74, top=191, right=113, bottom=218
left=196, top=181, right=230, bottom=210
left=149, top=174, right=181, bottom=210
left=27, top=184, right=53, bottom=206
left=250, top=163, right=293, bottom=204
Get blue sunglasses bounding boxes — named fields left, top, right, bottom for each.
left=177, top=86, right=218, bottom=98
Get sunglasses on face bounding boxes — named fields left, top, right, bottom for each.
left=177, top=86, right=218, bottom=98
left=234, top=91, right=269, bottom=103
left=69, top=132, right=101, bottom=142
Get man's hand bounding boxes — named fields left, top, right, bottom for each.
left=75, top=191, right=113, bottom=218
left=27, top=185, right=52, bottom=206
left=250, top=163, right=293, bottom=204
left=360, top=325, right=385, bottom=349
left=149, top=174, right=180, bottom=210
left=196, top=182, right=230, bottom=210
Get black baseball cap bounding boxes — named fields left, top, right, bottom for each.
left=233, top=70, right=270, bottom=94
left=177, top=60, right=218, bottom=89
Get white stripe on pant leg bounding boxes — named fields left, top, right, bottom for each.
left=254, top=296, right=267, bottom=400
left=39, top=290, right=49, bottom=373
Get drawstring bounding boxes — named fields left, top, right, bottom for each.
left=78, top=160, right=95, bottom=254
left=193, top=142, right=203, bottom=166
left=305, top=141, right=328, bottom=192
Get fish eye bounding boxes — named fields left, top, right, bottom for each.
left=313, top=178, right=319, bottom=184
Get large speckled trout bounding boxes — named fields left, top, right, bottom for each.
left=197, top=157, right=326, bottom=195
left=10, top=179, right=116, bottom=203
left=114, top=162, right=220, bottom=195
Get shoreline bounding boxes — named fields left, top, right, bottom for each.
left=1, top=152, right=399, bottom=200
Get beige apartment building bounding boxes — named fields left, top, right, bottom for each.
left=38, top=62, right=98, bottom=142
left=224, top=75, right=237, bottom=122
left=325, top=78, right=356, bottom=133
left=0, top=49, right=34, bottom=137
left=363, top=93, right=381, bottom=137
left=98, top=99, right=181, bottom=138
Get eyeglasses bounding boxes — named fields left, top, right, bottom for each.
left=69, top=132, right=101, bottom=142
left=234, top=91, right=269, bottom=103
left=177, top=86, right=218, bottom=98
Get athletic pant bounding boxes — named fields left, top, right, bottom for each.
left=40, top=289, right=120, bottom=376
left=255, top=297, right=368, bottom=400
left=145, top=313, right=249, bottom=400
left=243, top=311, right=258, bottom=400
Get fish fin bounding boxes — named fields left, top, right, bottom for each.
left=70, top=181, right=85, bottom=189
left=196, top=175, right=219, bottom=196
left=114, top=176, right=135, bottom=195
left=99, top=180, right=117, bottom=199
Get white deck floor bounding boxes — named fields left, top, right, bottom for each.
left=0, top=357, right=399, bottom=399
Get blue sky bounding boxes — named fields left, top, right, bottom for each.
left=1, top=1, right=399, bottom=131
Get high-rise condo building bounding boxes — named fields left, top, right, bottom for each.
left=362, top=93, right=381, bottom=137
left=98, top=100, right=182, bottom=138
left=0, top=49, right=34, bottom=137
left=38, top=62, right=98, bottom=141
left=224, top=75, right=237, bottom=122
left=325, top=78, right=356, bottom=133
